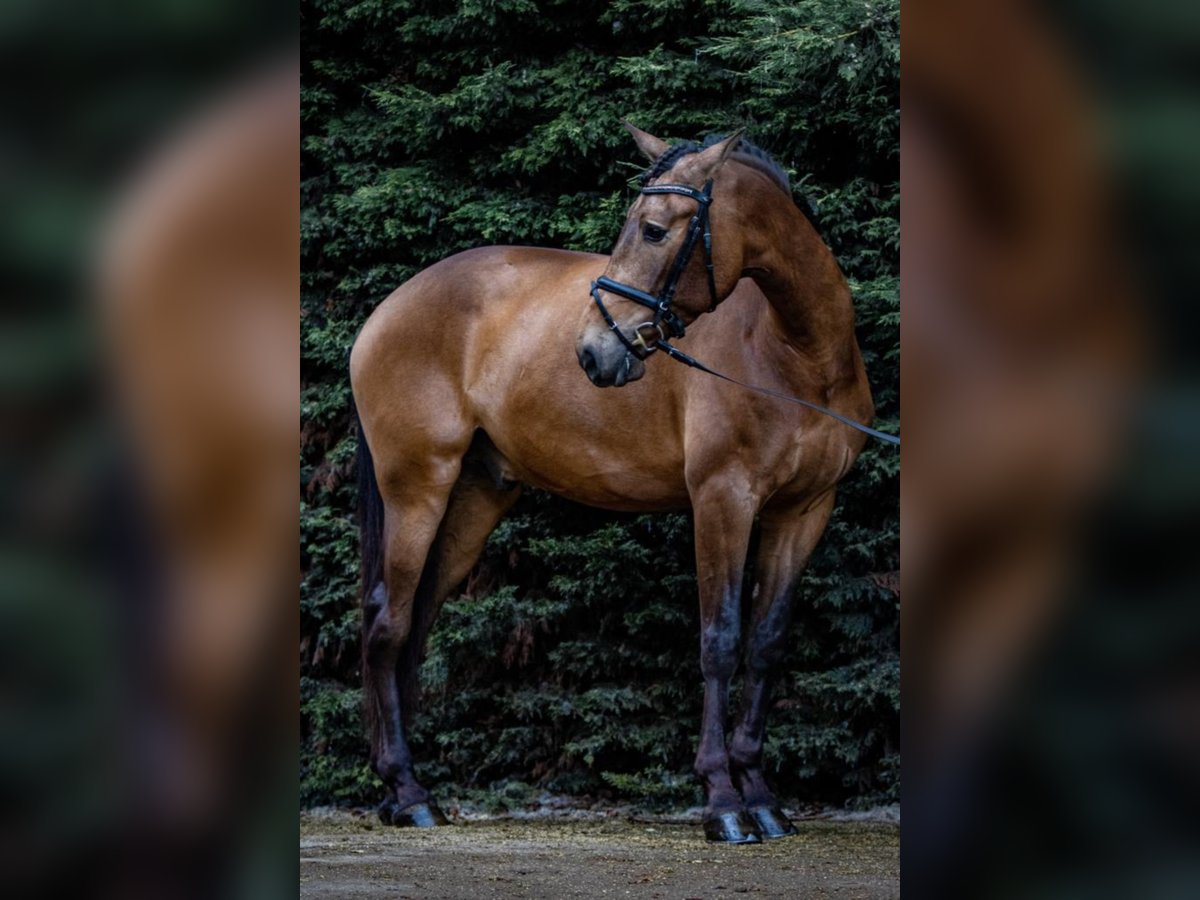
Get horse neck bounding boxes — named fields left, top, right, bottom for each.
left=735, top=182, right=857, bottom=362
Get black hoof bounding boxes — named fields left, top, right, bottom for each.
left=379, top=800, right=449, bottom=828
left=703, top=810, right=762, bottom=844
left=746, top=805, right=798, bottom=839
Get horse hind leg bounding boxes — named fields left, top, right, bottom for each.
left=363, top=441, right=520, bottom=828
left=728, top=492, right=836, bottom=839
left=395, top=452, right=522, bottom=730
left=361, top=472, right=458, bottom=827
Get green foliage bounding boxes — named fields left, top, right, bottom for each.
left=302, top=0, right=899, bottom=810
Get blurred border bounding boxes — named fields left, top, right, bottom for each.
left=4, top=0, right=1199, bottom=896
left=1, top=2, right=296, bottom=898
left=902, top=1, right=1200, bottom=896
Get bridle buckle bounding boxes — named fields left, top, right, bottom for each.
left=631, top=321, right=665, bottom=354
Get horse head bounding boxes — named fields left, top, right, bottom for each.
left=576, top=124, right=746, bottom=387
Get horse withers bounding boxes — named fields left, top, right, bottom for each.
left=349, top=124, right=874, bottom=842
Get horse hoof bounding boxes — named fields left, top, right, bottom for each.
left=746, top=805, right=798, bottom=839
left=379, top=800, right=449, bottom=828
left=703, top=810, right=762, bottom=844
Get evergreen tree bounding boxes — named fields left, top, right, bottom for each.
left=302, top=0, right=898, bottom=810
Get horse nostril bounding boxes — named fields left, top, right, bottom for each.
left=580, top=347, right=599, bottom=379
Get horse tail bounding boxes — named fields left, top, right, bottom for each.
left=356, top=414, right=386, bottom=756
left=357, top=416, right=385, bottom=603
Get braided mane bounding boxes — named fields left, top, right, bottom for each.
left=638, top=133, right=820, bottom=232
left=639, top=134, right=788, bottom=192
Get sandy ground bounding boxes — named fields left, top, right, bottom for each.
left=300, top=810, right=899, bottom=899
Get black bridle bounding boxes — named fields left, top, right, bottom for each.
left=590, top=178, right=716, bottom=357
left=587, top=172, right=901, bottom=446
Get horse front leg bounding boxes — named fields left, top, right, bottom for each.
left=690, top=479, right=760, bottom=843
left=729, top=492, right=836, bottom=838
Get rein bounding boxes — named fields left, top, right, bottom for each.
left=590, top=176, right=900, bottom=447
left=656, top=340, right=901, bottom=446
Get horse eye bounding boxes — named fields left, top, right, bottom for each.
left=642, top=224, right=667, bottom=244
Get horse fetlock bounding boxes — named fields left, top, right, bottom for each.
left=734, top=768, right=775, bottom=809
left=728, top=730, right=763, bottom=771
left=389, top=781, right=430, bottom=804
left=694, top=741, right=733, bottom=780
left=373, top=752, right=423, bottom=790
left=370, top=747, right=404, bottom=778
left=701, top=783, right=745, bottom=817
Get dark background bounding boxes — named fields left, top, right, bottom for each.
left=300, top=0, right=899, bottom=812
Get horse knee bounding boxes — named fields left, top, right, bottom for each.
left=699, top=597, right=741, bottom=679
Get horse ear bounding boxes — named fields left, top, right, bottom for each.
left=693, top=129, right=746, bottom=179
left=621, top=119, right=669, bottom=161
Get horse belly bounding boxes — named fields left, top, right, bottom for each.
left=480, top=421, right=690, bottom=512
left=474, top=376, right=691, bottom=512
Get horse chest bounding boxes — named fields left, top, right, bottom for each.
left=753, top=426, right=855, bottom=503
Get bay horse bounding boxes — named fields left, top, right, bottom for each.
left=350, top=124, right=875, bottom=843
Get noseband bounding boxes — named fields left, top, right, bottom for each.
left=590, top=178, right=717, bottom=356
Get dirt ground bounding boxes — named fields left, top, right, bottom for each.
left=300, top=810, right=899, bottom=899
